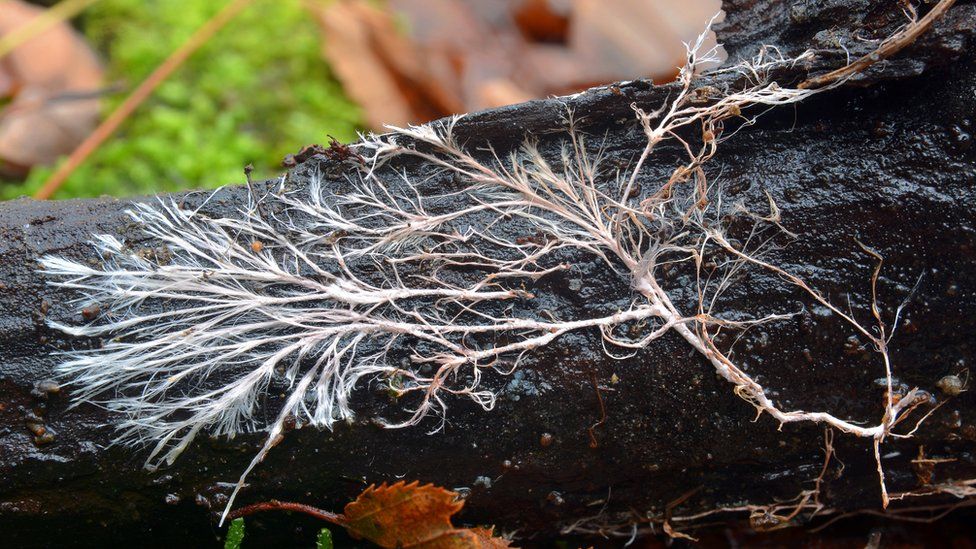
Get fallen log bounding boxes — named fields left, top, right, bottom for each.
left=1, top=1, right=975, bottom=546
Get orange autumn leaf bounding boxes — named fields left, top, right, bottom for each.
left=228, top=480, right=510, bottom=548
left=417, top=527, right=510, bottom=549
left=343, top=481, right=510, bottom=548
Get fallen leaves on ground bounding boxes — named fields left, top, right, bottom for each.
left=0, top=0, right=103, bottom=178
left=307, top=0, right=724, bottom=128
left=230, top=480, right=511, bottom=548
left=345, top=482, right=509, bottom=548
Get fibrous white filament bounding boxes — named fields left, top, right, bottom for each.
left=41, top=16, right=938, bottom=524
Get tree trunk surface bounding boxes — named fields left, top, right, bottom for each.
left=2, top=1, right=975, bottom=546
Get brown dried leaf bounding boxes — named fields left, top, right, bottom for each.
left=305, top=0, right=463, bottom=129
left=343, top=481, right=510, bottom=548
left=421, top=527, right=511, bottom=548
left=307, top=0, right=722, bottom=126
left=0, top=0, right=103, bottom=176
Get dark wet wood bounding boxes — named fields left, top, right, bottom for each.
left=1, top=1, right=974, bottom=545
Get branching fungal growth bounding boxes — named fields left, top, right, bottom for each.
left=41, top=10, right=952, bottom=525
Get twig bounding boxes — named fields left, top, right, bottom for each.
left=809, top=497, right=976, bottom=532
left=0, top=0, right=101, bottom=61
left=32, top=0, right=257, bottom=200
left=243, top=163, right=268, bottom=220
left=799, top=0, right=957, bottom=89
left=663, top=487, right=702, bottom=541
left=1, top=85, right=125, bottom=118
left=228, top=499, right=344, bottom=525
left=586, top=371, right=607, bottom=449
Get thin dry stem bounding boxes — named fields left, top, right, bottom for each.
left=33, top=0, right=256, bottom=200
left=799, top=0, right=957, bottom=89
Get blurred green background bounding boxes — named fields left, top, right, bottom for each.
left=0, top=0, right=715, bottom=201
left=1, top=0, right=362, bottom=200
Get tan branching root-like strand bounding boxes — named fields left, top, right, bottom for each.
left=41, top=6, right=959, bottom=526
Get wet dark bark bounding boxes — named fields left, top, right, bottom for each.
left=1, top=1, right=975, bottom=546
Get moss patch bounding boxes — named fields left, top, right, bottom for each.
left=2, top=0, right=361, bottom=200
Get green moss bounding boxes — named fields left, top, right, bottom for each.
left=316, top=527, right=334, bottom=549
left=224, top=518, right=245, bottom=549
left=2, top=0, right=361, bottom=200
